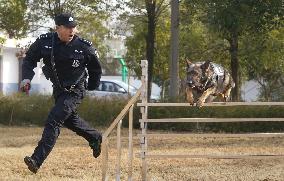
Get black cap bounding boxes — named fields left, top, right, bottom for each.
left=54, top=13, right=77, bottom=27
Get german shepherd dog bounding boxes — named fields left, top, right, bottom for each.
left=186, top=60, right=235, bottom=107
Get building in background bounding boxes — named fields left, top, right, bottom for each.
left=0, top=38, right=22, bottom=95
left=0, top=35, right=52, bottom=95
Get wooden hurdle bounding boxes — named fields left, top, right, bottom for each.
left=138, top=60, right=284, bottom=181
left=101, top=60, right=284, bottom=181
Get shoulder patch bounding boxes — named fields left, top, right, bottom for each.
left=79, top=38, right=92, bottom=46
left=38, top=33, right=53, bottom=40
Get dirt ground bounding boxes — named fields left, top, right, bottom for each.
left=0, top=126, right=283, bottom=181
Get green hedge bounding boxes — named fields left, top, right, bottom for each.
left=0, top=94, right=283, bottom=133
left=0, top=93, right=128, bottom=127
left=0, top=93, right=53, bottom=126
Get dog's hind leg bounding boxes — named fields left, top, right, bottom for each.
left=205, top=95, right=215, bottom=103
left=186, top=87, right=194, bottom=105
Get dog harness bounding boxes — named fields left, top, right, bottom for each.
left=209, top=63, right=230, bottom=93
left=198, top=62, right=227, bottom=93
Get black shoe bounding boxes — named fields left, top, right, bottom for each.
left=24, top=156, right=39, bottom=174
left=89, top=136, right=102, bottom=158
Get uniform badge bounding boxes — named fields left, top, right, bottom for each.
left=69, top=17, right=74, bottom=22
left=72, top=60, right=80, bottom=67
left=94, top=50, right=100, bottom=58
left=75, top=49, right=83, bottom=53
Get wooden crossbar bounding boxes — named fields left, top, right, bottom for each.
left=138, top=133, right=284, bottom=138
left=139, top=118, right=284, bottom=123
left=137, top=102, right=284, bottom=107
left=144, top=154, right=284, bottom=159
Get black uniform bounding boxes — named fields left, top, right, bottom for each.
left=22, top=32, right=102, bottom=168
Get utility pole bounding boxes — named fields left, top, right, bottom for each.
left=169, top=0, right=179, bottom=98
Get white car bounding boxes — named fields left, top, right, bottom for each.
left=87, top=79, right=160, bottom=101
left=87, top=79, right=137, bottom=98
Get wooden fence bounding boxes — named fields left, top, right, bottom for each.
left=102, top=60, right=284, bottom=181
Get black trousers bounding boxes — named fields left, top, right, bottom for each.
left=31, top=89, right=101, bottom=167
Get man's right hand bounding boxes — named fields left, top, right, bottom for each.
left=20, top=79, right=31, bottom=93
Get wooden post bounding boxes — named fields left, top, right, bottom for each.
left=128, top=105, right=134, bottom=181
left=116, top=120, right=122, bottom=181
left=102, top=137, right=109, bottom=181
left=140, top=60, right=148, bottom=181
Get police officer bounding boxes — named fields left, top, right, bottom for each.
left=20, top=13, right=102, bottom=174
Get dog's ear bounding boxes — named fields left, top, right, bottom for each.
left=186, top=59, right=192, bottom=68
left=201, top=60, right=211, bottom=71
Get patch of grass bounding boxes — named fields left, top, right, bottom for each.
left=0, top=127, right=283, bottom=180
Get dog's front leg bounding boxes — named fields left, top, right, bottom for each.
left=223, top=87, right=232, bottom=102
left=197, top=87, right=215, bottom=108
left=186, top=87, right=194, bottom=105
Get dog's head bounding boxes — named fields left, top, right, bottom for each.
left=186, top=59, right=214, bottom=91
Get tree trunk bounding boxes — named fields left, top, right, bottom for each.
left=145, top=0, right=156, bottom=101
left=169, top=0, right=179, bottom=99
left=228, top=30, right=240, bottom=101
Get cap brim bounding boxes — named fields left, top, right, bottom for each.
left=63, top=22, right=77, bottom=28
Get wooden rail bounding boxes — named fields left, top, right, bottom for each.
left=137, top=102, right=284, bottom=107
left=139, top=118, right=284, bottom=123
left=137, top=133, right=284, bottom=138
left=145, top=154, right=284, bottom=159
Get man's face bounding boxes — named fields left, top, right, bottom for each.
left=56, top=25, right=77, bottom=43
